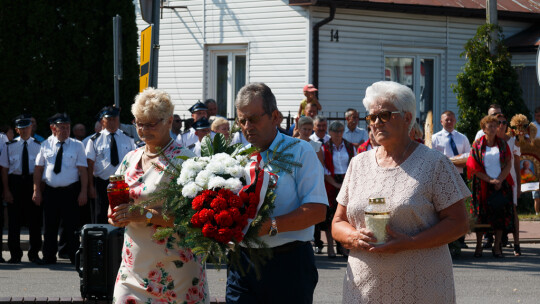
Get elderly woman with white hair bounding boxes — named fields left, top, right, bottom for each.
left=332, top=81, right=470, bottom=303
left=109, top=88, right=208, bottom=304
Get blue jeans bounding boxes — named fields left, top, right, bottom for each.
left=226, top=241, right=318, bottom=304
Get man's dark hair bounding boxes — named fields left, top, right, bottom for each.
left=204, top=99, right=216, bottom=106
left=535, top=106, right=540, bottom=114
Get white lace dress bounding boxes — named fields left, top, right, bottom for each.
left=336, top=144, right=470, bottom=304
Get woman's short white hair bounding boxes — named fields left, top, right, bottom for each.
left=362, top=81, right=416, bottom=132
left=211, top=117, right=229, bottom=132
left=132, top=87, right=174, bottom=121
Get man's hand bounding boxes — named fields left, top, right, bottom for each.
left=78, top=192, right=88, bottom=206
left=32, top=191, right=42, bottom=206
left=3, top=189, right=13, bottom=204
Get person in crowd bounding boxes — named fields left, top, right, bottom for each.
left=495, top=114, right=522, bottom=256
left=0, top=125, right=14, bottom=142
left=290, top=102, right=319, bottom=137
left=72, top=124, right=86, bottom=141
left=171, top=114, right=182, bottom=138
left=343, top=108, right=368, bottom=149
left=296, top=116, right=325, bottom=255
left=310, top=115, right=330, bottom=144
left=178, top=101, right=208, bottom=148
left=30, top=117, right=45, bottom=143
left=184, top=118, right=194, bottom=132
left=332, top=81, right=469, bottom=302
left=211, top=117, right=230, bottom=140
left=532, top=106, right=540, bottom=216
left=357, top=127, right=378, bottom=153
left=191, top=117, right=212, bottom=156
left=86, top=106, right=136, bottom=224
left=0, top=128, right=9, bottom=263
left=431, top=110, right=471, bottom=248
left=296, top=116, right=324, bottom=165
left=321, top=121, right=356, bottom=258
left=205, top=98, right=218, bottom=117
left=475, top=104, right=503, bottom=140
left=108, top=88, right=207, bottom=304
left=297, top=84, right=322, bottom=120
left=226, top=83, right=328, bottom=303
left=467, top=115, right=514, bottom=258
left=2, top=115, right=44, bottom=264
left=33, top=113, right=88, bottom=264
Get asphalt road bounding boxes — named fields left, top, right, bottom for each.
left=1, top=244, right=539, bottom=303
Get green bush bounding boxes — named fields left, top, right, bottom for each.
left=452, top=24, right=530, bottom=142
left=0, top=0, right=139, bottom=135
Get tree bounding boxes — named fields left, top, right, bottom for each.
left=452, top=23, right=530, bottom=141
left=0, top=0, right=139, bottom=136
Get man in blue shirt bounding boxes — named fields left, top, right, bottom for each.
left=226, top=83, right=328, bottom=304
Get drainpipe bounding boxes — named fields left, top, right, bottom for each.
left=312, top=1, right=336, bottom=89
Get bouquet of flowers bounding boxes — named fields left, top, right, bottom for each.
left=144, top=134, right=280, bottom=268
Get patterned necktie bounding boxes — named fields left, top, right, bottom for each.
left=53, top=142, right=64, bottom=174
left=22, top=141, right=29, bottom=175
left=448, top=133, right=459, bottom=156
left=110, top=133, right=119, bottom=166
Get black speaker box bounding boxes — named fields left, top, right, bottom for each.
left=75, top=224, right=124, bottom=300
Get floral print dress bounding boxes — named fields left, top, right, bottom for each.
left=113, top=142, right=209, bottom=304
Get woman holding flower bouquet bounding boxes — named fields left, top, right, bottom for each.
left=109, top=88, right=208, bottom=304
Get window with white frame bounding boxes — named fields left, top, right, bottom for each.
left=384, top=54, right=439, bottom=128
left=207, top=45, right=247, bottom=118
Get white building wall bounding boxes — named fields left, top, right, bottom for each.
left=313, top=7, right=532, bottom=131
left=134, top=0, right=311, bottom=119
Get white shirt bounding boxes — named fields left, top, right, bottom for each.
left=432, top=129, right=471, bottom=173
left=36, top=137, right=87, bottom=188
left=0, top=133, right=8, bottom=144
left=86, top=129, right=136, bottom=180
left=484, top=146, right=501, bottom=179
left=323, top=142, right=356, bottom=175
left=533, top=121, right=540, bottom=138
left=475, top=130, right=485, bottom=141
left=179, top=128, right=197, bottom=149
left=343, top=127, right=368, bottom=145
left=193, top=141, right=202, bottom=157
left=308, top=140, right=322, bottom=153
left=309, top=133, right=330, bottom=144
left=0, top=139, right=8, bottom=168
left=6, top=137, right=41, bottom=175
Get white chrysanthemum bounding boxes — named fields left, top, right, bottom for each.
left=182, top=158, right=205, bottom=173
left=225, top=165, right=245, bottom=178
left=225, top=178, right=243, bottom=193
left=178, top=169, right=196, bottom=185
left=182, top=182, right=202, bottom=198
left=198, top=156, right=211, bottom=163
left=212, top=153, right=231, bottom=162
left=195, top=170, right=214, bottom=188
left=206, top=160, right=226, bottom=175
left=208, top=176, right=227, bottom=189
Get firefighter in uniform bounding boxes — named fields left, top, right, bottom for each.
left=177, top=101, right=208, bottom=148
left=32, top=113, right=88, bottom=264
left=86, top=106, right=135, bottom=224
left=2, top=115, right=44, bottom=264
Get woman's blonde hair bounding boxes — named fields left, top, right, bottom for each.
left=132, top=87, right=174, bottom=121
left=480, top=115, right=499, bottom=130
left=211, top=117, right=229, bottom=132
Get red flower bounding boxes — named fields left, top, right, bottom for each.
left=229, top=207, right=242, bottom=223
left=198, top=208, right=215, bottom=223
left=215, top=228, right=233, bottom=243
left=239, top=191, right=249, bottom=203
left=190, top=211, right=203, bottom=228
left=210, top=196, right=228, bottom=211
left=232, top=227, right=244, bottom=242
left=246, top=203, right=258, bottom=219
left=228, top=195, right=243, bottom=208
left=214, top=210, right=234, bottom=227
left=192, top=195, right=206, bottom=210
left=202, top=223, right=218, bottom=238
left=249, top=192, right=259, bottom=206
left=202, top=189, right=217, bottom=203
left=218, top=188, right=232, bottom=200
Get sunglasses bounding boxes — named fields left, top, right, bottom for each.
left=498, top=121, right=508, bottom=125
left=365, top=111, right=401, bottom=125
